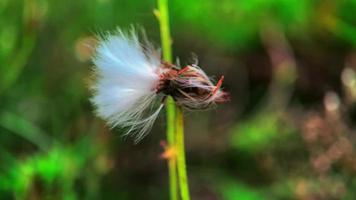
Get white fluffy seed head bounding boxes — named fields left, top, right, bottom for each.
left=91, top=29, right=163, bottom=142
left=90, top=28, right=229, bottom=142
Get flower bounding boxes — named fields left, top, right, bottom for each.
left=91, top=28, right=228, bottom=141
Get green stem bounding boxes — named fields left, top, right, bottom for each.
left=157, top=0, right=172, bottom=63
left=167, top=97, right=178, bottom=200
left=176, top=107, right=190, bottom=200
left=156, top=0, right=190, bottom=200
left=157, top=0, right=177, bottom=200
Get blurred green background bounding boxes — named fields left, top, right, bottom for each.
left=1, top=0, right=356, bottom=199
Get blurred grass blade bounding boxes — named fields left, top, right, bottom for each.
left=0, top=111, right=51, bottom=150
left=0, top=0, right=38, bottom=94
left=0, top=35, right=36, bottom=94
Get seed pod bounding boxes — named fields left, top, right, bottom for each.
left=91, top=29, right=228, bottom=141
left=158, top=64, right=229, bottom=110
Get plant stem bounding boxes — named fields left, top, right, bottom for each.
left=156, top=0, right=191, bottom=200
left=157, top=0, right=172, bottom=63
left=157, top=0, right=177, bottom=200
left=176, top=107, right=190, bottom=200
left=166, top=96, right=178, bottom=200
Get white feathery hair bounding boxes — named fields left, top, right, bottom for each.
left=91, top=29, right=164, bottom=142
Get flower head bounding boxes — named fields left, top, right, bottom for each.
left=91, top=29, right=228, bottom=141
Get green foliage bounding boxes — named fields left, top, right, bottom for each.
left=171, top=0, right=311, bottom=49
left=219, top=178, right=265, bottom=200
left=0, top=138, right=99, bottom=199
left=230, top=112, right=293, bottom=152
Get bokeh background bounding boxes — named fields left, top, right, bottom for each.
left=1, top=0, right=356, bottom=199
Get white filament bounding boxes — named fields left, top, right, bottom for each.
left=91, top=29, right=162, bottom=141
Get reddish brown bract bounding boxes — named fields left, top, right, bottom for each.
left=157, top=63, right=229, bottom=110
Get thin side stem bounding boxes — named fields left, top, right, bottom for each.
left=156, top=0, right=177, bottom=200
left=176, top=107, right=190, bottom=200
left=166, top=97, right=178, bottom=200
